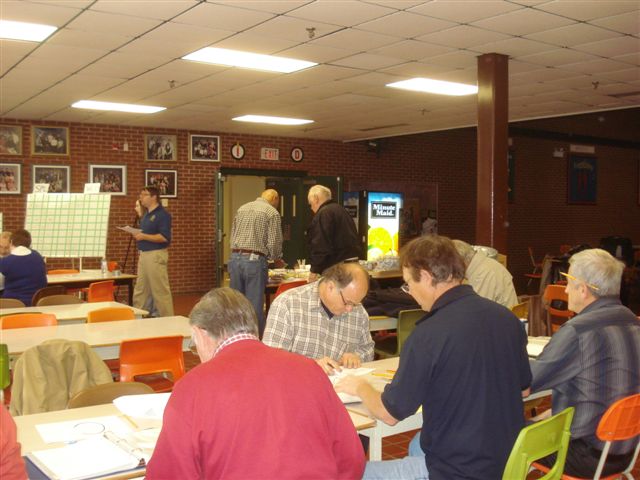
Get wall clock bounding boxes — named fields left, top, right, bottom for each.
left=230, top=143, right=245, bottom=160
left=291, top=147, right=304, bottom=163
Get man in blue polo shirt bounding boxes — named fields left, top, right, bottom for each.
left=337, top=235, right=532, bottom=479
left=132, top=185, right=173, bottom=317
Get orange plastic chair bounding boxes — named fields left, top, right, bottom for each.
left=543, top=284, right=574, bottom=334
left=274, top=279, right=307, bottom=298
left=87, top=280, right=115, bottom=302
left=533, top=393, right=640, bottom=480
left=47, top=269, right=80, bottom=275
left=119, top=335, right=185, bottom=393
left=87, top=307, right=135, bottom=323
left=1, top=313, right=57, bottom=329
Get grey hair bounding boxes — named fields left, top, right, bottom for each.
left=569, top=248, right=624, bottom=297
left=308, top=185, right=332, bottom=201
left=452, top=239, right=475, bottom=266
left=189, top=287, right=258, bottom=340
left=320, top=262, right=370, bottom=291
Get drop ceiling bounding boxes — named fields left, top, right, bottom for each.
left=1, top=0, right=638, bottom=141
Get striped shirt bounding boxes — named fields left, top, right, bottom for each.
left=531, top=296, right=640, bottom=454
left=230, top=197, right=282, bottom=260
left=263, top=282, right=374, bottom=362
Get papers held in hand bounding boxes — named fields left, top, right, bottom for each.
left=328, top=368, right=375, bottom=404
left=27, top=433, right=145, bottom=480
left=117, top=225, right=142, bottom=236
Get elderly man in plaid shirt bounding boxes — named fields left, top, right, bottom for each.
left=263, top=262, right=375, bottom=374
left=229, top=189, right=285, bottom=337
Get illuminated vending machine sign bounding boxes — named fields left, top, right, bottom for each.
left=367, top=192, right=402, bottom=261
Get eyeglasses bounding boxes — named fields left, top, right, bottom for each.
left=559, top=271, right=600, bottom=291
left=339, top=290, right=362, bottom=308
left=401, top=283, right=410, bottom=294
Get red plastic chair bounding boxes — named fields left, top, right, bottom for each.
left=119, top=336, right=185, bottom=393
left=87, top=280, right=115, bottom=302
left=47, top=269, right=80, bottom=275
left=1, top=313, right=57, bottom=329
left=274, top=279, right=307, bottom=298
left=87, top=307, right=135, bottom=323
left=525, top=246, right=543, bottom=288
left=533, top=393, right=640, bottom=480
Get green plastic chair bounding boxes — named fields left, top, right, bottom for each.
left=0, top=344, right=10, bottom=404
left=502, top=407, right=575, bottom=480
left=374, top=309, right=424, bottom=358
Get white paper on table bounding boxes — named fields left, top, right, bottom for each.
left=36, top=415, right=131, bottom=444
left=117, top=225, right=142, bottom=235
left=113, top=393, right=171, bottom=420
left=328, top=368, right=375, bottom=404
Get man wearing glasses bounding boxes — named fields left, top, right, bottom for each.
left=530, top=248, right=640, bottom=478
left=263, top=262, right=374, bottom=374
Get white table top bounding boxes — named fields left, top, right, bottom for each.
left=2, top=316, right=191, bottom=357
left=0, top=301, right=147, bottom=323
left=47, top=270, right=136, bottom=284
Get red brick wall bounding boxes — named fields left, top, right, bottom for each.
left=1, top=116, right=638, bottom=296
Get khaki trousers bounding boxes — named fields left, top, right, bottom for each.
left=133, top=249, right=174, bottom=317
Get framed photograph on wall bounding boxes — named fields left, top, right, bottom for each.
left=0, top=163, right=21, bottom=194
left=89, top=164, right=127, bottom=195
left=31, top=125, right=69, bottom=155
left=568, top=155, right=597, bottom=204
left=0, top=125, right=22, bottom=155
left=189, top=134, right=220, bottom=162
left=32, top=165, right=70, bottom=193
left=145, top=169, right=177, bottom=198
left=145, top=134, right=177, bottom=161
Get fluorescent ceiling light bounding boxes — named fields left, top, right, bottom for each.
left=72, top=100, right=166, bottom=114
left=0, top=20, right=57, bottom=42
left=183, top=47, right=317, bottom=73
left=386, top=78, right=478, bottom=96
left=233, top=115, right=314, bottom=126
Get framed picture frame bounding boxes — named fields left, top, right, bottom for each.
left=31, top=125, right=69, bottom=155
left=0, top=163, right=21, bottom=194
left=568, top=154, right=597, bottom=205
left=189, top=134, right=220, bottom=162
left=145, top=169, right=177, bottom=198
left=89, top=164, right=127, bottom=195
left=32, top=165, right=70, bottom=193
left=0, top=125, right=22, bottom=155
left=145, top=134, right=177, bottom=161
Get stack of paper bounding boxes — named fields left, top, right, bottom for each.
left=328, top=368, right=375, bottom=403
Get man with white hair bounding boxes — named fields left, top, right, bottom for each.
left=452, top=239, right=518, bottom=308
left=531, top=248, right=640, bottom=477
left=307, top=185, right=361, bottom=282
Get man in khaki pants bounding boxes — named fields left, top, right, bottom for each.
left=132, top=185, right=174, bottom=317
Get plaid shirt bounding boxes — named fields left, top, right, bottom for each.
left=531, top=297, right=640, bottom=454
left=263, top=282, right=374, bottom=362
left=230, top=197, right=282, bottom=260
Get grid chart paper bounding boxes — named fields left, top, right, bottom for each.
left=25, top=193, right=111, bottom=258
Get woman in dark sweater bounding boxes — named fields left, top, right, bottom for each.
left=0, top=229, right=47, bottom=306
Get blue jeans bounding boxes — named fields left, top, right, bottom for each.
left=228, top=253, right=268, bottom=336
left=363, top=457, right=429, bottom=479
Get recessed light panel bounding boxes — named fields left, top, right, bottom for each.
left=0, top=20, right=57, bottom=42
left=72, top=100, right=165, bottom=114
left=387, top=78, right=478, bottom=96
left=232, top=115, right=314, bottom=126
left=183, top=47, right=317, bottom=74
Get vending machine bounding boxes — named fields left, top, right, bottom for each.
left=358, top=191, right=403, bottom=261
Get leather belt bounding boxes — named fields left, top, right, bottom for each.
left=232, top=248, right=266, bottom=257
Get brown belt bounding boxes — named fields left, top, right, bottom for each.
left=232, top=248, right=266, bottom=257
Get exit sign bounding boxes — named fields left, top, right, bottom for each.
left=260, top=147, right=279, bottom=161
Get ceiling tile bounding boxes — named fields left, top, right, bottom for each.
left=89, top=0, right=198, bottom=20
left=208, top=1, right=313, bottom=15
left=471, top=9, right=575, bottom=36
left=472, top=37, right=557, bottom=57
left=0, top=39, right=40, bottom=75
left=562, top=58, right=635, bottom=75
left=380, top=61, right=451, bottom=77
left=408, top=0, right=522, bottom=23
left=357, top=11, right=455, bottom=38
left=518, top=48, right=600, bottom=67
left=416, top=25, right=510, bottom=49
left=1, top=0, right=84, bottom=25
left=591, top=11, right=640, bottom=35
left=173, top=2, right=275, bottom=30
left=66, top=10, right=163, bottom=36
left=611, top=52, right=640, bottom=67
left=47, top=28, right=131, bottom=51
left=524, top=23, right=622, bottom=47
left=533, top=0, right=640, bottom=21
left=81, top=51, right=173, bottom=79
left=330, top=52, right=405, bottom=70
left=277, top=43, right=356, bottom=63
left=423, top=50, right=479, bottom=69
left=312, top=28, right=402, bottom=50
left=286, top=1, right=395, bottom=27
left=243, top=15, right=343, bottom=43
left=370, top=39, right=453, bottom=61
left=572, top=36, right=640, bottom=58
left=599, top=67, right=640, bottom=82
left=211, top=32, right=299, bottom=55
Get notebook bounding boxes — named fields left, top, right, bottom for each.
left=27, top=433, right=145, bottom=480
